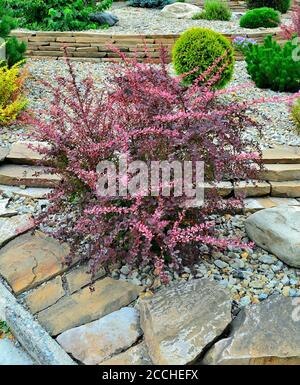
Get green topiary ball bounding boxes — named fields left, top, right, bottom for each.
left=240, top=7, right=280, bottom=28
left=172, top=27, right=234, bottom=88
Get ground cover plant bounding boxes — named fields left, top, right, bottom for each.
left=172, top=27, right=234, bottom=87
left=239, top=7, right=280, bottom=29
left=28, top=48, right=267, bottom=282
left=6, top=0, right=113, bottom=31
left=192, top=0, right=232, bottom=21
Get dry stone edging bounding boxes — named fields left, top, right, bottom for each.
left=0, top=278, right=76, bottom=365
left=245, top=206, right=300, bottom=268
left=6, top=141, right=50, bottom=165
left=203, top=295, right=300, bottom=365
left=138, top=279, right=232, bottom=365
left=0, top=184, right=52, bottom=199
left=57, top=307, right=143, bottom=365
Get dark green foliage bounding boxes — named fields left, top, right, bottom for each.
left=5, top=37, right=27, bottom=67
left=0, top=0, right=26, bottom=67
left=172, top=27, right=234, bottom=88
left=6, top=0, right=113, bottom=31
left=192, top=0, right=232, bottom=21
left=246, top=0, right=291, bottom=13
left=245, top=35, right=300, bottom=92
left=128, top=0, right=174, bottom=8
left=240, top=7, right=280, bottom=28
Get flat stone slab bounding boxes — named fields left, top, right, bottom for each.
left=139, top=279, right=232, bottom=365
left=100, top=342, right=152, bottom=365
left=0, top=198, right=18, bottom=218
left=0, top=147, right=9, bottom=163
left=65, top=264, right=106, bottom=294
left=203, top=296, right=300, bottom=365
left=6, top=141, right=50, bottom=165
left=260, top=164, right=300, bottom=181
left=37, top=277, right=143, bottom=336
left=270, top=181, right=300, bottom=198
left=262, top=146, right=300, bottom=164
left=24, top=276, right=65, bottom=314
left=0, top=164, right=61, bottom=188
left=0, top=214, right=34, bottom=248
left=0, top=184, right=52, bottom=199
left=0, top=338, right=34, bottom=365
left=245, top=206, right=300, bottom=268
left=243, top=197, right=300, bottom=213
left=204, top=182, right=233, bottom=197
left=0, top=231, right=70, bottom=294
left=234, top=180, right=270, bottom=197
left=57, top=307, right=142, bottom=365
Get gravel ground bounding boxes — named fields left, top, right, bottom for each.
left=109, top=212, right=300, bottom=308
left=1, top=58, right=299, bottom=147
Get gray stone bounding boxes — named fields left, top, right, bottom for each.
left=90, top=12, right=119, bottom=27
left=203, top=296, right=300, bottom=365
left=57, top=307, right=142, bottom=365
left=0, top=214, right=34, bottom=247
left=0, top=185, right=52, bottom=199
left=245, top=206, right=300, bottom=268
left=0, top=147, right=9, bottom=162
left=0, top=198, right=17, bottom=218
left=0, top=338, right=34, bottom=365
left=139, top=279, right=232, bottom=365
left=100, top=341, right=152, bottom=365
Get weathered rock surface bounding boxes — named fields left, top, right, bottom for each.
left=0, top=184, right=52, bottom=199
left=65, top=264, right=106, bottom=294
left=0, top=198, right=17, bottom=218
left=6, top=141, right=50, bottom=165
left=234, top=181, right=270, bottom=197
left=260, top=164, right=300, bottom=181
left=90, top=12, right=119, bottom=26
left=243, top=197, right=300, bottom=213
left=245, top=206, right=300, bottom=268
left=204, top=182, right=233, bottom=197
left=161, top=3, right=201, bottom=19
left=203, top=296, right=300, bottom=365
left=0, top=164, right=61, bottom=188
left=0, top=214, right=34, bottom=247
left=0, top=147, right=9, bottom=162
left=270, top=181, right=300, bottom=198
left=262, top=146, right=300, bottom=164
left=139, top=279, right=232, bottom=365
left=38, top=277, right=143, bottom=336
left=24, top=276, right=65, bottom=314
left=57, top=307, right=142, bottom=365
left=0, top=231, right=70, bottom=294
left=100, top=341, right=152, bottom=365
left=0, top=338, right=35, bottom=365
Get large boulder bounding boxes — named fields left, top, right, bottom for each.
left=139, top=279, right=232, bottom=365
left=57, top=307, right=142, bottom=365
left=245, top=206, right=300, bottom=268
left=203, top=296, right=300, bottom=365
left=161, top=3, right=201, bottom=19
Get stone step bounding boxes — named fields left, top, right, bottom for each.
left=0, top=164, right=61, bottom=188
left=270, top=181, right=300, bottom=198
left=262, top=146, right=300, bottom=164
left=243, top=197, right=300, bottom=213
left=260, top=164, right=300, bottom=182
left=6, top=141, right=50, bottom=165
left=0, top=184, right=52, bottom=199
left=234, top=181, right=270, bottom=197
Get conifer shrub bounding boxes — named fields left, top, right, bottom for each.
left=172, top=27, right=234, bottom=87
left=240, top=7, right=280, bottom=29
left=192, top=0, right=232, bottom=21
left=246, top=0, right=291, bottom=14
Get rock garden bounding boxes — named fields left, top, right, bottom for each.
left=0, top=0, right=300, bottom=366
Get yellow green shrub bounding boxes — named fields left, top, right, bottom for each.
left=291, top=98, right=300, bottom=132
left=0, top=62, right=28, bottom=125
